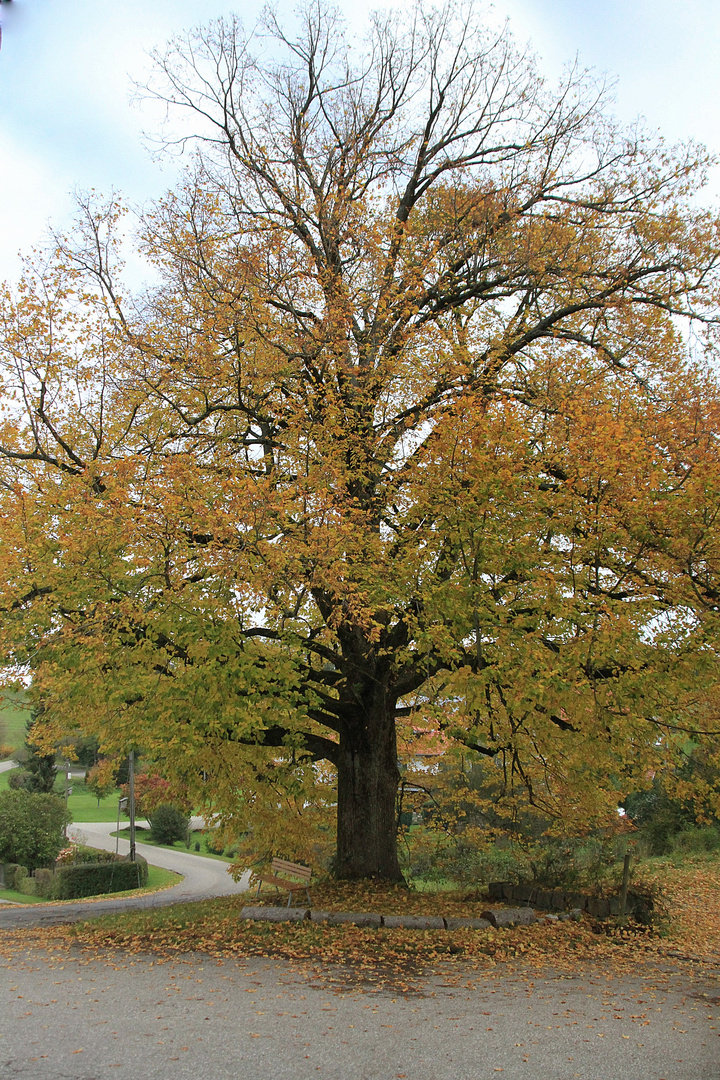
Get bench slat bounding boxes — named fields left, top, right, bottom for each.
left=258, top=874, right=308, bottom=891
left=271, top=858, right=312, bottom=880
left=255, top=857, right=312, bottom=907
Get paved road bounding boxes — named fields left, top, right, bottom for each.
left=0, top=820, right=251, bottom=929
left=1, top=947, right=718, bottom=1080
left=0, top=760, right=17, bottom=773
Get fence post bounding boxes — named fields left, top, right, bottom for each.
left=618, top=850, right=631, bottom=921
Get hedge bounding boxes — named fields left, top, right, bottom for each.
left=3, top=863, right=27, bottom=890
left=51, top=855, right=148, bottom=899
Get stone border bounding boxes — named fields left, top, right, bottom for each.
left=487, top=881, right=653, bottom=920
left=239, top=905, right=564, bottom=930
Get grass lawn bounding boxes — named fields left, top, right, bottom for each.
left=114, top=826, right=233, bottom=862
left=135, top=864, right=180, bottom=893
left=0, top=863, right=179, bottom=906
left=0, top=770, right=123, bottom=822
left=0, top=888, right=49, bottom=904
left=0, top=688, right=29, bottom=754
left=60, top=778, right=122, bottom=823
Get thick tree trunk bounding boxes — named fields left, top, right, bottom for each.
left=335, top=693, right=403, bottom=881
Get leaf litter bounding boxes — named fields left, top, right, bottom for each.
left=2, top=857, right=720, bottom=993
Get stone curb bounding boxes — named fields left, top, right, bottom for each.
left=480, top=907, right=536, bottom=928
left=311, top=911, right=383, bottom=927
left=239, top=907, right=538, bottom=931
left=240, top=906, right=310, bottom=922
left=383, top=914, right=446, bottom=930
left=445, top=916, right=492, bottom=931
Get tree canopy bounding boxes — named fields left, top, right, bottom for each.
left=1, top=2, right=720, bottom=879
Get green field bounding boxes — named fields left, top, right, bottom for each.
left=56, top=776, right=123, bottom=822
left=0, top=688, right=29, bottom=753
left=0, top=887, right=48, bottom=904
left=114, top=826, right=233, bottom=862
left=0, top=769, right=124, bottom=822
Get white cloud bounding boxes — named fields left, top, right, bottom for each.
left=1, top=0, right=719, bottom=289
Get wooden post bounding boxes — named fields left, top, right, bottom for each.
left=63, top=758, right=70, bottom=837
left=618, top=850, right=631, bottom=920
left=128, top=750, right=136, bottom=863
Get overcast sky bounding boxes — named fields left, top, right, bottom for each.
left=1, top=0, right=719, bottom=288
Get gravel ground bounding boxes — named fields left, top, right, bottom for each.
left=1, top=947, right=718, bottom=1080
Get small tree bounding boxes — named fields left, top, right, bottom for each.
left=0, top=789, right=70, bottom=870
left=10, top=710, right=57, bottom=794
left=120, top=771, right=192, bottom=820
left=85, top=759, right=117, bottom=808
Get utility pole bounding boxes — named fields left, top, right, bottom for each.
left=128, top=750, right=136, bottom=863
left=63, top=758, right=70, bottom=837
left=116, top=797, right=128, bottom=855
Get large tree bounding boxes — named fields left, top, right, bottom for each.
left=1, top=3, right=720, bottom=879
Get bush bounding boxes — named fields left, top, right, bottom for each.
left=8, top=770, right=32, bottom=791
left=149, top=803, right=189, bottom=845
left=68, top=734, right=100, bottom=769
left=18, top=875, right=37, bottom=896
left=51, top=855, right=148, bottom=899
left=3, top=863, right=27, bottom=889
left=0, top=790, right=71, bottom=870
left=33, top=867, right=54, bottom=897
left=55, top=843, right=125, bottom=866
left=203, top=830, right=226, bottom=856
left=672, top=826, right=720, bottom=854
left=401, top=826, right=529, bottom=886
left=401, top=825, right=634, bottom=891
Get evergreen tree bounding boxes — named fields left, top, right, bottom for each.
left=10, top=709, right=57, bottom=794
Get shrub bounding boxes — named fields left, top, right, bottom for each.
left=203, top=830, right=227, bottom=856
left=33, top=867, right=54, bottom=897
left=149, top=803, right=189, bottom=845
left=51, top=855, right=148, bottom=899
left=401, top=826, right=529, bottom=886
left=18, top=875, right=37, bottom=896
left=401, top=825, right=634, bottom=891
left=3, top=863, right=27, bottom=889
left=0, top=743, right=15, bottom=760
left=68, top=734, right=100, bottom=769
left=0, top=790, right=70, bottom=870
left=8, top=770, right=32, bottom=790
left=55, top=844, right=80, bottom=865
left=55, top=843, right=119, bottom=866
left=672, top=826, right=720, bottom=854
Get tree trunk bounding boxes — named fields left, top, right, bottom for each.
left=335, top=694, right=404, bottom=881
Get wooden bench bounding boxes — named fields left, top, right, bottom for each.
left=254, top=857, right=312, bottom=907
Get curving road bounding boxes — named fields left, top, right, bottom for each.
left=0, top=818, right=251, bottom=929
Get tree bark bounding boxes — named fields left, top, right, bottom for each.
left=335, top=693, right=404, bottom=881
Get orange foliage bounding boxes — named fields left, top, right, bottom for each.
left=0, top=5, right=720, bottom=880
